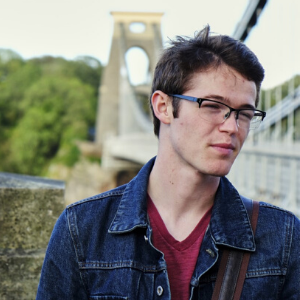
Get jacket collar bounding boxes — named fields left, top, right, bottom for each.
left=210, top=177, right=256, bottom=251
left=108, top=157, right=156, bottom=233
left=109, top=157, right=255, bottom=251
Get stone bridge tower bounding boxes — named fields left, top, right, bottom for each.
left=95, top=11, right=163, bottom=150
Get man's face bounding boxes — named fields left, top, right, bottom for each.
left=166, top=64, right=257, bottom=177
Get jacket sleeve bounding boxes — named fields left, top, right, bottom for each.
left=36, top=209, right=88, bottom=300
left=279, top=215, right=300, bottom=299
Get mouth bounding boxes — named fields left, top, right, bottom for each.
left=212, top=143, right=235, bottom=149
left=211, top=143, right=236, bottom=155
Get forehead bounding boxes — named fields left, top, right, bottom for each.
left=186, top=65, right=257, bottom=106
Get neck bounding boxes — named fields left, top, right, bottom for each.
left=147, top=152, right=219, bottom=241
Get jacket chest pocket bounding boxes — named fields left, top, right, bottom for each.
left=196, top=270, right=285, bottom=299
left=82, top=267, right=163, bottom=300
left=90, top=297, right=128, bottom=300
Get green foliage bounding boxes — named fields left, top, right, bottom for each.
left=0, top=60, right=42, bottom=127
left=0, top=53, right=102, bottom=175
left=8, top=106, right=61, bottom=174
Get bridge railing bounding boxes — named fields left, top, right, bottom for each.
left=228, top=142, right=300, bottom=217
left=257, top=86, right=300, bottom=132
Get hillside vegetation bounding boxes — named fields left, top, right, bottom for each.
left=0, top=50, right=102, bottom=176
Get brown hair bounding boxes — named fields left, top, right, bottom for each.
left=150, top=25, right=264, bottom=136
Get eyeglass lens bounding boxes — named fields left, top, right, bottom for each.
left=198, top=100, right=263, bottom=130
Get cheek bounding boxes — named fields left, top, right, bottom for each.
left=233, top=133, right=249, bottom=157
left=238, top=129, right=249, bottom=144
left=173, top=111, right=213, bottom=143
left=170, top=119, right=196, bottom=148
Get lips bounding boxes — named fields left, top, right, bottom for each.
left=212, top=143, right=235, bottom=150
left=211, top=143, right=236, bottom=155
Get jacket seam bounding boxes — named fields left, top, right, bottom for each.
left=78, top=261, right=165, bottom=272
left=67, top=188, right=126, bottom=208
left=277, top=214, right=295, bottom=296
left=260, top=202, right=295, bottom=216
left=67, top=208, right=90, bottom=294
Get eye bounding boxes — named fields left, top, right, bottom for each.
left=239, top=110, right=255, bottom=120
left=252, top=113, right=263, bottom=121
left=202, top=102, right=223, bottom=110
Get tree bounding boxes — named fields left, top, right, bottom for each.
left=0, top=53, right=103, bottom=175
left=7, top=75, right=95, bottom=175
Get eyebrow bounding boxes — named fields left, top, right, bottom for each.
left=203, top=94, right=256, bottom=110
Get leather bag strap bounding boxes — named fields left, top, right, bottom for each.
left=211, top=197, right=259, bottom=300
left=233, top=199, right=259, bottom=300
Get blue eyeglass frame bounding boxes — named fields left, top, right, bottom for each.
left=169, top=94, right=266, bottom=121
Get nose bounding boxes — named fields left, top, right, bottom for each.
left=220, top=111, right=239, bottom=132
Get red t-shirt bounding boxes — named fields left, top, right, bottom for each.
left=147, top=196, right=212, bottom=300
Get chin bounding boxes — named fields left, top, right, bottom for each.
left=214, top=170, right=231, bottom=177
left=207, top=165, right=233, bottom=177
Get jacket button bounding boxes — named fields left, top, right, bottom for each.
left=206, top=248, right=215, bottom=258
left=157, top=286, right=163, bottom=296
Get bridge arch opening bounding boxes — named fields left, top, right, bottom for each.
left=129, top=22, right=146, bottom=33
left=125, top=46, right=150, bottom=86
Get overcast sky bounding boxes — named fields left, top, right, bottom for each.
left=1, top=0, right=299, bottom=89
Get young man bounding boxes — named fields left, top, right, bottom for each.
left=36, top=25, right=300, bottom=299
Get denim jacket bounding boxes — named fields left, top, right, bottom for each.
left=36, top=157, right=300, bottom=300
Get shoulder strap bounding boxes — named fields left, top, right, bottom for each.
left=233, top=199, right=259, bottom=300
left=211, top=197, right=259, bottom=300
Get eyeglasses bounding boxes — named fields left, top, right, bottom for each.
left=169, top=94, right=266, bottom=130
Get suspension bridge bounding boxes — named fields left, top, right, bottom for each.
left=93, top=1, right=300, bottom=217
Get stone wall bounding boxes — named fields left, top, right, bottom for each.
left=0, top=172, right=65, bottom=300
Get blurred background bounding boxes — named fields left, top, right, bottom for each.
left=0, top=0, right=299, bottom=214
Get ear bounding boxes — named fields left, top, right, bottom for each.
left=151, top=91, right=172, bottom=124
